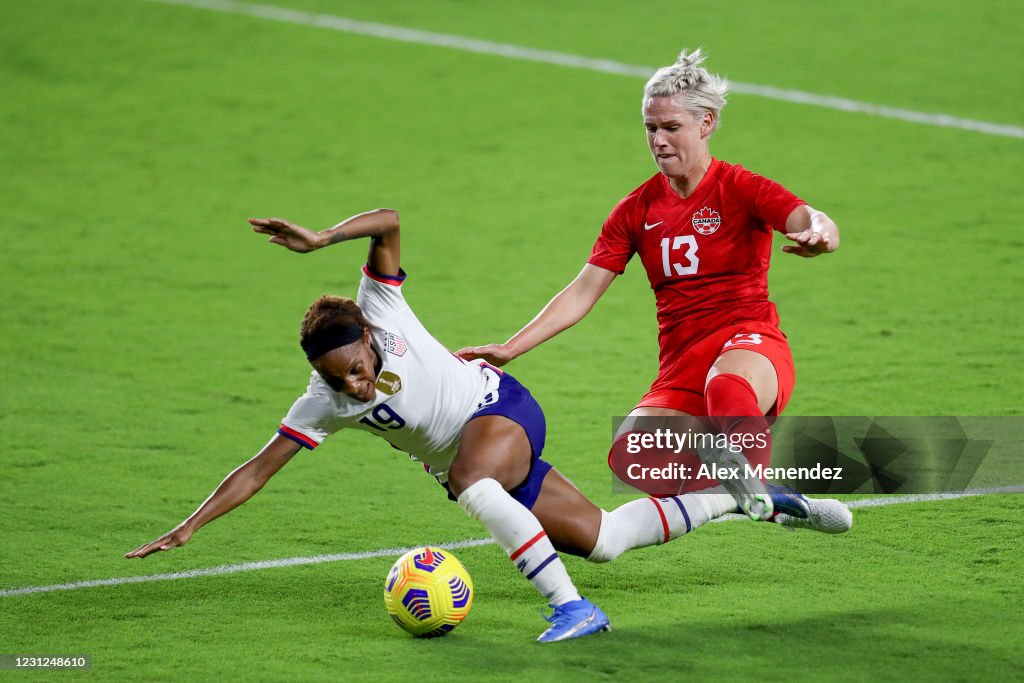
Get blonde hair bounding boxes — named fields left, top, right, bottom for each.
left=644, top=48, right=730, bottom=132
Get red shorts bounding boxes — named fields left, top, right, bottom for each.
left=637, top=322, right=795, bottom=416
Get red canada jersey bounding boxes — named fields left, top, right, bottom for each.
left=588, top=158, right=805, bottom=357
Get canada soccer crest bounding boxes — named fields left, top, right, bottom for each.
left=692, top=207, right=721, bottom=235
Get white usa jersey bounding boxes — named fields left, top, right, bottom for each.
left=278, top=265, right=501, bottom=476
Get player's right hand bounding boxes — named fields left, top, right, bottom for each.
left=455, top=343, right=515, bottom=367
left=782, top=228, right=833, bottom=257
left=125, top=524, right=193, bottom=559
left=249, top=217, right=323, bottom=253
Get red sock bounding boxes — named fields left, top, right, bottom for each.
left=704, top=374, right=771, bottom=472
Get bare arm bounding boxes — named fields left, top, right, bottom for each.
left=458, top=263, right=617, bottom=366
left=125, top=434, right=301, bottom=558
left=782, top=205, right=840, bottom=257
left=248, top=208, right=401, bottom=275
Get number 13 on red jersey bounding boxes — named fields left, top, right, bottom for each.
left=660, top=236, right=699, bottom=276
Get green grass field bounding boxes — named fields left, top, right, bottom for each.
left=2, top=0, right=1022, bottom=680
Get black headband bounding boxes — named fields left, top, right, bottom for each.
left=301, top=323, right=365, bottom=361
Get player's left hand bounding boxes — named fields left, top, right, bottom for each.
left=782, top=229, right=833, bottom=257
left=249, top=217, right=323, bottom=253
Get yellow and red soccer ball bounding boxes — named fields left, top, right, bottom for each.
left=383, top=547, right=473, bottom=637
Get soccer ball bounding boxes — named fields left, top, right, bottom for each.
left=383, top=546, right=473, bottom=637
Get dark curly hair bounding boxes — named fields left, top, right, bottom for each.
left=300, top=295, right=373, bottom=350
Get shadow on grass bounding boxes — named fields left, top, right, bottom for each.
left=399, top=603, right=1023, bottom=682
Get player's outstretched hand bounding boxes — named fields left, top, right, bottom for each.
left=456, top=343, right=516, bottom=367
left=782, top=228, right=834, bottom=258
left=125, top=525, right=193, bottom=559
left=249, top=217, right=323, bottom=253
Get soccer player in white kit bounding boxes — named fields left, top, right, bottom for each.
left=126, top=208, right=838, bottom=642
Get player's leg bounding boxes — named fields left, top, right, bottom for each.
left=548, top=403, right=733, bottom=557
left=707, top=337, right=851, bottom=533
left=705, top=346, right=778, bottom=472
left=614, top=405, right=698, bottom=438
left=698, top=329, right=796, bottom=519
left=447, top=415, right=532, bottom=495
left=533, top=404, right=767, bottom=561
left=613, top=402, right=777, bottom=521
left=531, top=462, right=737, bottom=562
left=448, top=415, right=578, bottom=606
left=526, top=467, right=602, bottom=557
left=449, top=414, right=609, bottom=642
left=707, top=347, right=781, bottom=414
left=705, top=327, right=795, bottom=469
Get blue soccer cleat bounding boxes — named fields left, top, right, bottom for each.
left=537, top=598, right=611, bottom=643
left=766, top=483, right=811, bottom=519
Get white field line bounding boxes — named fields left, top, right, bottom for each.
left=843, top=485, right=1024, bottom=507
left=0, top=538, right=495, bottom=598
left=4, top=486, right=1022, bottom=598
left=141, top=0, right=1024, bottom=139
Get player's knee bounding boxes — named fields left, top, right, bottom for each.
left=454, top=477, right=504, bottom=518
left=446, top=465, right=482, bottom=500
left=585, top=510, right=624, bottom=563
left=706, top=367, right=776, bottom=416
left=447, top=454, right=500, bottom=499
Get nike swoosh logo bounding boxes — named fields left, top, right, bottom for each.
left=644, top=221, right=663, bottom=230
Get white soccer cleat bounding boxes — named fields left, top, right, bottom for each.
left=775, top=497, right=852, bottom=534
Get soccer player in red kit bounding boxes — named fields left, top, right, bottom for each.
left=461, top=49, right=851, bottom=532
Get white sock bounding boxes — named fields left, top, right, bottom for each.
left=458, top=478, right=581, bottom=606
left=587, top=486, right=737, bottom=562
left=685, top=486, right=740, bottom=523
